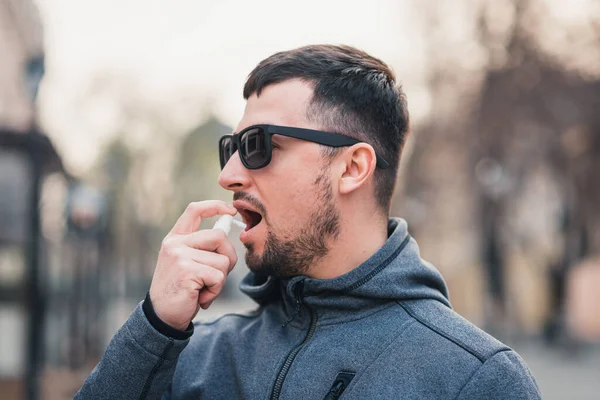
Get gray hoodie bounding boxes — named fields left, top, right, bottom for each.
left=76, top=218, right=541, bottom=399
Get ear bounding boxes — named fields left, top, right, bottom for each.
left=338, top=143, right=377, bottom=195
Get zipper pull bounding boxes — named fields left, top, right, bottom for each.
left=323, top=371, right=355, bottom=400
left=282, top=281, right=304, bottom=327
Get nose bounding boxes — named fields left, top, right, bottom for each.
left=218, top=151, right=251, bottom=191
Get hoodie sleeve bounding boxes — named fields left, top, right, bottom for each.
left=74, top=303, right=190, bottom=400
left=455, top=350, right=541, bottom=400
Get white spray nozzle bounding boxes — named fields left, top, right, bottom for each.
left=232, top=219, right=247, bottom=229
left=212, top=214, right=246, bottom=235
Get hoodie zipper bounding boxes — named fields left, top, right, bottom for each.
left=270, top=281, right=318, bottom=400
left=323, top=380, right=345, bottom=400
left=322, top=372, right=355, bottom=400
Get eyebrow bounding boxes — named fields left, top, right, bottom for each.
left=270, top=134, right=291, bottom=143
left=232, top=122, right=271, bottom=135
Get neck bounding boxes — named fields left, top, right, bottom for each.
left=306, top=213, right=389, bottom=279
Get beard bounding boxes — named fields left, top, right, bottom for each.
left=244, top=170, right=340, bottom=277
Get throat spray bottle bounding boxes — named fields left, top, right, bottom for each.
left=212, top=214, right=246, bottom=235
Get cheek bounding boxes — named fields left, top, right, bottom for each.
left=264, top=179, right=318, bottom=229
left=259, top=147, right=328, bottom=227
left=290, top=188, right=317, bottom=222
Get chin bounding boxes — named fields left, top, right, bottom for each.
left=244, top=247, right=260, bottom=268
left=245, top=250, right=278, bottom=277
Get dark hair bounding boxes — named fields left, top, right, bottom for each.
left=243, top=44, right=409, bottom=213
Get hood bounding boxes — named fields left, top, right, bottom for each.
left=239, top=218, right=450, bottom=324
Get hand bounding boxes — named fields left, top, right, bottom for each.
left=149, top=200, right=238, bottom=330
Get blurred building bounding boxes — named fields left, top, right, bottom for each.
left=0, top=0, right=42, bottom=132
left=0, top=1, right=97, bottom=399
left=1, top=1, right=45, bottom=398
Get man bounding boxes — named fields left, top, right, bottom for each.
left=77, top=45, right=540, bottom=399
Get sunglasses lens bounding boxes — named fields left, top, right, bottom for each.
left=240, top=127, right=268, bottom=168
left=220, top=137, right=235, bottom=168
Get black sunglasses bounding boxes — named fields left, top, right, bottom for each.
left=219, top=124, right=389, bottom=170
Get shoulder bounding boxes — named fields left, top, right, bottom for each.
left=397, top=300, right=540, bottom=398
left=455, top=350, right=541, bottom=399
left=398, top=299, right=508, bottom=362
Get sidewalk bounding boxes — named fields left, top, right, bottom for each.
left=512, top=340, right=600, bottom=400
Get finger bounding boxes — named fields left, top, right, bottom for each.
left=170, top=201, right=237, bottom=235
left=182, top=230, right=238, bottom=269
left=192, top=265, right=226, bottom=304
left=182, top=248, right=232, bottom=275
left=198, top=281, right=224, bottom=306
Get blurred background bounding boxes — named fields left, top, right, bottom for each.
left=1, top=0, right=599, bottom=398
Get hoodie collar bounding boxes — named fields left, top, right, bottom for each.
left=240, top=218, right=450, bottom=324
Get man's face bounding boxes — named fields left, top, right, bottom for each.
left=218, top=79, right=341, bottom=277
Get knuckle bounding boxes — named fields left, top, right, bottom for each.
left=217, top=255, right=230, bottom=271
left=217, top=270, right=226, bottom=286
left=161, top=235, right=174, bottom=248
left=213, top=268, right=226, bottom=283
left=185, top=202, right=201, bottom=213
left=162, top=243, right=180, bottom=258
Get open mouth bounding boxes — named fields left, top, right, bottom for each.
left=236, top=207, right=263, bottom=231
